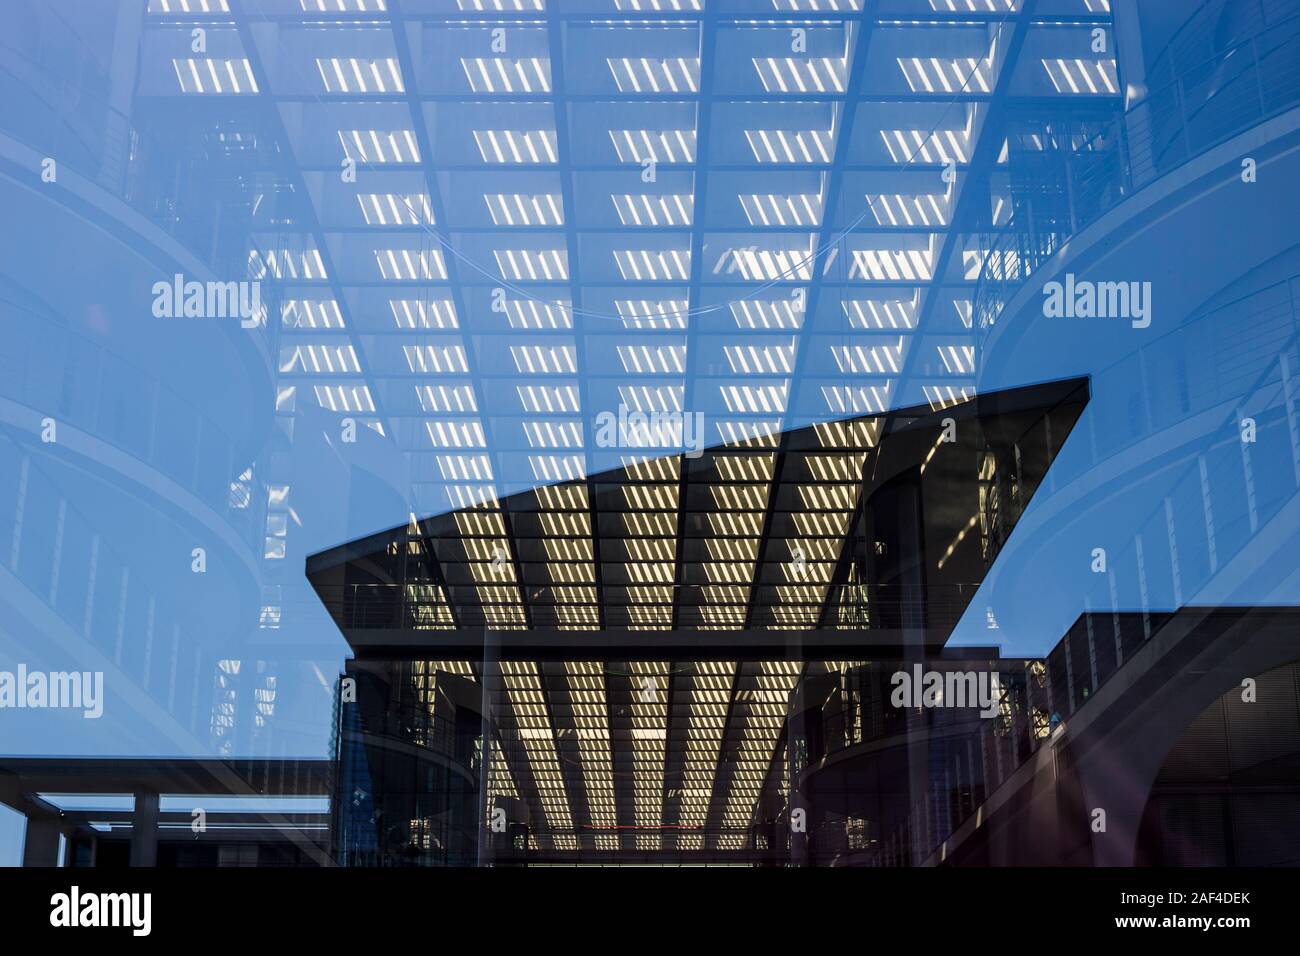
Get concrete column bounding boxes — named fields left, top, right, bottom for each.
left=787, top=708, right=809, bottom=867
left=21, top=814, right=63, bottom=867
left=108, top=1, right=143, bottom=117
left=1111, top=0, right=1148, bottom=102
left=895, top=476, right=935, bottom=866
left=1112, top=0, right=1158, bottom=184
left=477, top=633, right=499, bottom=867
left=130, top=789, right=159, bottom=867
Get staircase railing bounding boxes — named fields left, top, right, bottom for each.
left=974, top=6, right=1300, bottom=340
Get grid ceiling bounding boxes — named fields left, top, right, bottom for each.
left=137, top=0, right=1120, bottom=547
left=417, top=657, right=812, bottom=853
left=380, top=410, right=884, bottom=629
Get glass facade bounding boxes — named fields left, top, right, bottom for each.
left=1, top=0, right=1299, bottom=878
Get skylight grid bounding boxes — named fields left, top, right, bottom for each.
left=172, top=58, right=258, bottom=94
left=927, top=0, right=1018, bottom=10
left=313, top=383, right=376, bottom=412
left=849, top=248, right=934, bottom=282
left=730, top=299, right=805, bottom=330
left=897, top=56, right=994, bottom=95
left=338, top=129, right=420, bottom=164
left=866, top=193, right=950, bottom=227
left=442, top=483, right=500, bottom=511
left=457, top=0, right=543, bottom=9
left=609, top=129, right=697, bottom=164
left=724, top=340, right=797, bottom=375
left=720, top=381, right=789, bottom=414
left=796, top=481, right=856, bottom=512
left=538, top=513, right=591, bottom=542
left=530, top=456, right=587, bottom=483
left=714, top=419, right=783, bottom=447
left=752, top=57, right=847, bottom=94
left=358, top=193, right=434, bottom=225
left=563, top=662, right=617, bottom=835
left=482, top=603, right=528, bottom=628
left=1041, top=58, right=1119, bottom=95
left=618, top=489, right=681, bottom=520
left=880, top=128, right=971, bottom=164
left=517, top=384, right=582, bottom=414
left=738, top=193, right=823, bottom=227
left=149, top=0, right=230, bottom=11
left=923, top=384, right=976, bottom=410
left=938, top=343, right=976, bottom=375
left=316, top=58, right=404, bottom=94
left=618, top=384, right=684, bottom=412
left=821, top=383, right=893, bottom=415
left=423, top=420, right=487, bottom=449
left=607, top=57, right=701, bottom=93
left=404, top=343, right=470, bottom=374
left=843, top=298, right=917, bottom=329
left=536, top=569, right=595, bottom=592
left=390, top=299, right=459, bottom=329
left=224, top=11, right=1103, bottom=850
left=708, top=484, right=768, bottom=513
left=461, top=58, right=552, bottom=94
left=505, top=299, right=573, bottom=329
left=485, top=739, right=521, bottom=839
left=502, top=664, right=576, bottom=839
left=615, top=300, right=690, bottom=329
left=416, top=384, right=478, bottom=413
left=612, top=194, right=694, bottom=227
left=770, top=0, right=861, bottom=9
left=375, top=248, right=449, bottom=281
left=494, top=249, right=569, bottom=281
left=301, top=0, right=386, bottom=10
left=716, top=663, right=801, bottom=844
left=745, top=128, right=834, bottom=164
left=616, top=343, right=687, bottom=375
left=628, top=661, right=670, bottom=848
left=485, top=193, right=564, bottom=226
left=615, top=0, right=702, bottom=9
left=537, top=484, right=589, bottom=512
left=728, top=247, right=815, bottom=282
left=250, top=247, right=328, bottom=280
left=954, top=299, right=974, bottom=329
left=830, top=339, right=906, bottom=375
left=281, top=343, right=361, bottom=374
left=510, top=344, right=578, bottom=375
left=473, top=129, right=559, bottom=164
left=614, top=249, right=692, bottom=282
left=522, top=420, right=584, bottom=449
left=283, top=299, right=344, bottom=329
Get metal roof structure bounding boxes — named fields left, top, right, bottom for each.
left=419, top=656, right=825, bottom=853
left=125, top=0, right=1118, bottom=856
left=132, top=0, right=1120, bottom=534
left=311, top=378, right=1086, bottom=854
left=306, top=377, right=1089, bottom=645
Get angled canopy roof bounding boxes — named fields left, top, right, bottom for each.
left=307, top=376, right=1088, bottom=653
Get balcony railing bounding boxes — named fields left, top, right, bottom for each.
left=0, top=32, right=284, bottom=359
left=974, top=5, right=1300, bottom=338
left=0, top=295, right=268, bottom=552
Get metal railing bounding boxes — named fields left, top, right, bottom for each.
left=974, top=6, right=1300, bottom=337
left=0, top=37, right=284, bottom=358
left=0, top=295, right=267, bottom=551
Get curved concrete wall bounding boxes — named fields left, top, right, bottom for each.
left=958, top=110, right=1300, bottom=656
